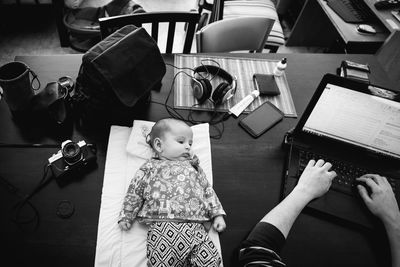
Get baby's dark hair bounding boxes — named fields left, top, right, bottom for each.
left=146, top=118, right=188, bottom=149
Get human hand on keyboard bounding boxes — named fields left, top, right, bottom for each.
left=295, top=159, right=337, bottom=201
left=356, top=174, right=400, bottom=226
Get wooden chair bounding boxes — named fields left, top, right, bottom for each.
left=196, top=16, right=275, bottom=52
left=99, top=11, right=201, bottom=53
left=375, top=30, right=400, bottom=87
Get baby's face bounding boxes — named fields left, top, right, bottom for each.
left=159, top=123, right=193, bottom=161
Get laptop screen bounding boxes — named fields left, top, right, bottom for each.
left=302, top=83, right=400, bottom=159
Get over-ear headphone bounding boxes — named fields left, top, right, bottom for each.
left=192, top=65, right=237, bottom=105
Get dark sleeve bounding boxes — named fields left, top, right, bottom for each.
left=238, top=222, right=286, bottom=267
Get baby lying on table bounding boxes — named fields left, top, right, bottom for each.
left=118, top=118, right=226, bottom=266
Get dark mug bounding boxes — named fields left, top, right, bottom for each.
left=0, top=61, right=40, bottom=112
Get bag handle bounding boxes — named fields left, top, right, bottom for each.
left=29, top=68, right=41, bottom=91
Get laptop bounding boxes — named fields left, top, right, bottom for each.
left=282, top=73, right=400, bottom=229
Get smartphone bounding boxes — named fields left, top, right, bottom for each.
left=253, top=73, right=280, bottom=96
left=239, top=101, right=284, bottom=138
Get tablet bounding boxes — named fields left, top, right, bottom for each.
left=239, top=101, right=284, bottom=138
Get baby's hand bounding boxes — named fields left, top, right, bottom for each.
left=212, top=215, right=226, bottom=232
left=118, top=221, right=132, bottom=231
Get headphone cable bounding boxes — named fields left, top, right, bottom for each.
left=153, top=64, right=228, bottom=139
left=165, top=58, right=221, bottom=81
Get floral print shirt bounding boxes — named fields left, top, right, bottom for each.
left=118, top=155, right=226, bottom=224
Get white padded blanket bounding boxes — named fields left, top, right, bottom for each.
left=94, top=121, right=222, bottom=267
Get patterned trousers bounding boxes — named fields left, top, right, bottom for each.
left=147, top=221, right=221, bottom=267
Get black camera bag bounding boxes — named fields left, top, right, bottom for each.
left=73, top=24, right=166, bottom=127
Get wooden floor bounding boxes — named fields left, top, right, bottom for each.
left=0, top=1, right=323, bottom=67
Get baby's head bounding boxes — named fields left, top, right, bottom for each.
left=147, top=118, right=193, bottom=161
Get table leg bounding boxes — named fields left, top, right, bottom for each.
left=52, top=0, right=70, bottom=47
left=285, top=0, right=338, bottom=47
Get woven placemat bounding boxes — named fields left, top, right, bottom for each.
left=173, top=54, right=297, bottom=117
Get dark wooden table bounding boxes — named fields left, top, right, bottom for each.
left=0, top=53, right=396, bottom=267
left=285, top=0, right=396, bottom=53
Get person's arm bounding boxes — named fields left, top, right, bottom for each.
left=196, top=162, right=226, bottom=218
left=262, top=159, right=336, bottom=237
left=357, top=174, right=400, bottom=267
left=239, top=159, right=336, bottom=266
left=118, top=163, right=149, bottom=230
left=193, top=158, right=227, bottom=232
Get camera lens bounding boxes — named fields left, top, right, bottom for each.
left=58, top=76, right=74, bottom=93
left=62, top=141, right=82, bottom=165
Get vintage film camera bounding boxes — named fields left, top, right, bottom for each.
left=48, top=140, right=97, bottom=183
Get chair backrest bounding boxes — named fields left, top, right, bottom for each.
left=99, top=11, right=200, bottom=53
left=196, top=16, right=275, bottom=53
left=375, top=30, right=400, bottom=87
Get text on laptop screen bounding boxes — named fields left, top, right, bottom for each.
left=302, top=84, right=400, bottom=159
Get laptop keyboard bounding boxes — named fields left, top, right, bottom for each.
left=298, top=150, right=397, bottom=196
left=326, top=0, right=376, bottom=23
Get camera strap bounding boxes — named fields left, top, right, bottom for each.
left=10, top=164, right=52, bottom=231
left=0, top=143, right=60, bottom=148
